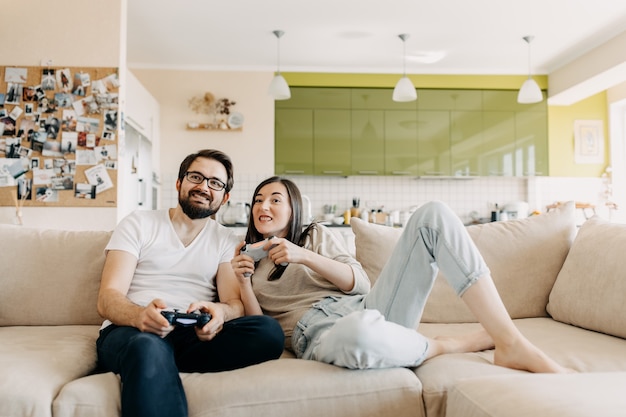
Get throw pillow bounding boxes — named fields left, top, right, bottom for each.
left=547, top=216, right=626, bottom=339
left=0, top=225, right=111, bottom=326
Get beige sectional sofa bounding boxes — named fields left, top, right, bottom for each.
left=2, top=200, right=626, bottom=417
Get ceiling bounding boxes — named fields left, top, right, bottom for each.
left=127, top=0, right=626, bottom=78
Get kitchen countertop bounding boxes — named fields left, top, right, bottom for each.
left=221, top=222, right=398, bottom=229
left=221, top=223, right=352, bottom=228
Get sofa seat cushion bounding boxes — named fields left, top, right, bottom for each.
left=0, top=325, right=100, bottom=417
left=447, top=372, right=626, bottom=417
left=351, top=201, right=576, bottom=323
left=415, top=318, right=626, bottom=417
left=548, top=216, right=626, bottom=339
left=54, top=358, right=425, bottom=417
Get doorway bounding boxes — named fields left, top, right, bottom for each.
left=123, top=123, right=155, bottom=211
left=609, top=98, right=626, bottom=223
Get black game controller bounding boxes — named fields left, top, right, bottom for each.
left=161, top=310, right=211, bottom=327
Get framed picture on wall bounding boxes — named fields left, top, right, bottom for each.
left=574, top=119, right=604, bottom=164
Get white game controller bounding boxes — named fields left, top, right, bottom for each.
left=241, top=238, right=287, bottom=276
left=241, top=239, right=274, bottom=261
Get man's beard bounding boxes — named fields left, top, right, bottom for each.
left=179, top=190, right=221, bottom=219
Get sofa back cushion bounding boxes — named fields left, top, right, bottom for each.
left=547, top=216, right=626, bottom=339
left=351, top=201, right=576, bottom=323
left=0, top=224, right=111, bottom=326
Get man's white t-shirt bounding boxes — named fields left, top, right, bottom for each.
left=102, top=209, right=239, bottom=328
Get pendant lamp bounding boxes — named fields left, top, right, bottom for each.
left=517, top=35, right=543, bottom=104
left=392, top=33, right=417, bottom=102
left=268, top=30, right=291, bottom=100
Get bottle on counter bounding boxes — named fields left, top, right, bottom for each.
left=350, top=197, right=360, bottom=218
left=491, top=204, right=500, bottom=222
left=343, top=209, right=351, bottom=225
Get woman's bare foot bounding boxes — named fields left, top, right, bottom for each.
left=424, top=329, right=494, bottom=360
left=493, top=337, right=574, bottom=373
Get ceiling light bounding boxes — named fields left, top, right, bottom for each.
left=392, top=34, right=417, bottom=102
left=268, top=30, right=291, bottom=100
left=517, top=35, right=543, bottom=104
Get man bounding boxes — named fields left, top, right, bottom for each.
left=96, top=149, right=284, bottom=417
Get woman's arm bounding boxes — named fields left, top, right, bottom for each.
left=267, top=236, right=356, bottom=292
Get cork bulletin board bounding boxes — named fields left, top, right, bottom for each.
left=0, top=65, right=119, bottom=208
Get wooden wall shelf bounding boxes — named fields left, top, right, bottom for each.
left=186, top=123, right=242, bottom=132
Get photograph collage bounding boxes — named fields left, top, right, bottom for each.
left=0, top=66, right=119, bottom=207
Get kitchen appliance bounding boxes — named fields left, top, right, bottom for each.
left=302, top=195, right=313, bottom=224
left=504, top=201, right=529, bottom=219
left=221, top=201, right=250, bottom=225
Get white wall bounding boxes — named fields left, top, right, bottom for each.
left=130, top=69, right=275, bottom=178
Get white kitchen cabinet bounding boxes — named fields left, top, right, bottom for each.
left=119, top=70, right=161, bottom=220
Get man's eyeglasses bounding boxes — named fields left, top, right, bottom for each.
left=184, top=171, right=227, bottom=191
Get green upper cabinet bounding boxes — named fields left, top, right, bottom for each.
left=351, top=88, right=416, bottom=175
left=416, top=90, right=483, bottom=177
left=384, top=110, right=418, bottom=175
left=481, top=90, right=547, bottom=176
left=275, top=87, right=548, bottom=177
left=516, top=111, right=548, bottom=176
left=450, top=111, right=484, bottom=176
left=351, top=110, right=385, bottom=175
left=481, top=111, right=516, bottom=176
left=351, top=88, right=417, bottom=110
left=276, top=87, right=351, bottom=109
left=418, top=89, right=483, bottom=111
left=482, top=89, right=546, bottom=112
left=313, top=109, right=351, bottom=175
left=275, top=109, right=314, bottom=175
left=417, top=110, right=450, bottom=176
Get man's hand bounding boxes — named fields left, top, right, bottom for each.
left=187, top=301, right=224, bottom=341
left=135, top=298, right=173, bottom=337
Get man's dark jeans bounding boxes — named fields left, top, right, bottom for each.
left=96, top=315, right=284, bottom=417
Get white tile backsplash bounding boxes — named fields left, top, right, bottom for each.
left=162, top=172, right=606, bottom=225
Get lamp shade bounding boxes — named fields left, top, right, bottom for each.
left=393, top=76, right=417, bottom=102
left=517, top=78, right=542, bottom=104
left=268, top=74, right=291, bottom=100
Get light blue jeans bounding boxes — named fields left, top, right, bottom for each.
left=292, top=201, right=490, bottom=369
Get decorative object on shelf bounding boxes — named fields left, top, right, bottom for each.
left=188, top=92, right=216, bottom=115
left=517, top=35, right=543, bottom=104
left=215, top=97, right=236, bottom=118
left=227, top=112, right=244, bottom=129
left=392, top=33, right=417, bottom=102
left=187, top=92, right=242, bottom=130
left=268, top=29, right=291, bottom=100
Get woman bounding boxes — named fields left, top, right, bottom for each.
left=232, top=176, right=570, bottom=373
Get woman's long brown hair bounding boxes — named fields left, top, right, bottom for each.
left=245, top=176, right=315, bottom=280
